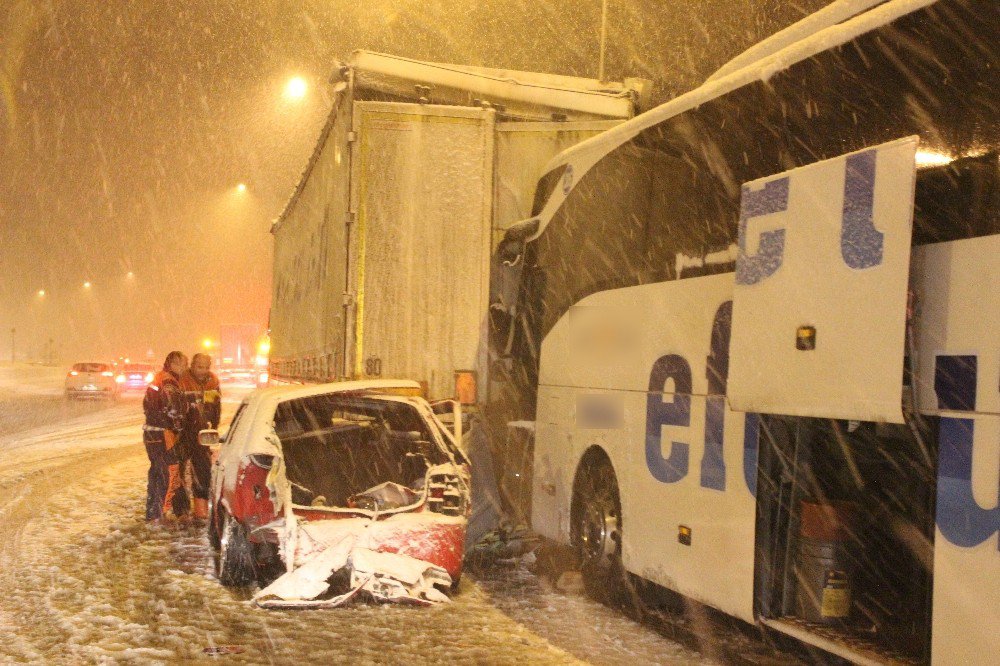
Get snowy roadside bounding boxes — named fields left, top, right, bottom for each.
left=0, top=363, right=132, bottom=440
left=0, top=438, right=718, bottom=665
left=0, top=363, right=68, bottom=397
left=0, top=368, right=723, bottom=664
left=0, top=445, right=583, bottom=664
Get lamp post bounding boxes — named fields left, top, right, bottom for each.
left=597, top=0, right=608, bottom=82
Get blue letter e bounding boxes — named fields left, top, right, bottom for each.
left=646, top=355, right=691, bottom=483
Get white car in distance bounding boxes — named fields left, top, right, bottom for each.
left=65, top=362, right=119, bottom=400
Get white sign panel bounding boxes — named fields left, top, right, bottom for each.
left=728, top=136, right=918, bottom=423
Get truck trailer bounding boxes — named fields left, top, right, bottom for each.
left=269, top=51, right=643, bottom=400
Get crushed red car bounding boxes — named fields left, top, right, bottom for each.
left=204, top=380, right=470, bottom=608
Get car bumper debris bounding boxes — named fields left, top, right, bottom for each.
left=254, top=526, right=452, bottom=608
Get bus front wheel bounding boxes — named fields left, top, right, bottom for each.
left=571, top=454, right=624, bottom=601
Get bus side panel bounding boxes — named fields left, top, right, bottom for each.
left=533, top=273, right=756, bottom=622
left=931, top=412, right=999, bottom=665
left=532, top=384, right=577, bottom=544
left=626, top=394, right=757, bottom=622
left=913, top=236, right=1000, bottom=664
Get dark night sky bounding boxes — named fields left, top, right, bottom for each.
left=0, top=0, right=829, bottom=362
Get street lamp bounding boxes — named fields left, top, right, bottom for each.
left=284, top=76, right=307, bottom=99
left=37, top=289, right=45, bottom=297
left=83, top=281, right=92, bottom=289
left=235, top=183, right=247, bottom=194
left=598, top=0, right=609, bottom=82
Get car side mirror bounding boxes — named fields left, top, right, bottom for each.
left=198, top=428, right=221, bottom=449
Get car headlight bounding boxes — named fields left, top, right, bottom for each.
left=115, top=374, right=126, bottom=383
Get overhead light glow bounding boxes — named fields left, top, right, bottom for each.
left=236, top=183, right=247, bottom=193
left=83, top=281, right=92, bottom=289
left=285, top=76, right=307, bottom=99
left=37, top=289, right=45, bottom=297
left=915, top=150, right=953, bottom=167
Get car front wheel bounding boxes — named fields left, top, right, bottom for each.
left=215, top=509, right=256, bottom=587
left=207, top=496, right=221, bottom=550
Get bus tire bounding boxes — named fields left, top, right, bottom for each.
left=571, top=452, right=624, bottom=603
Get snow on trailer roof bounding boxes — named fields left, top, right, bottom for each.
left=271, top=51, right=639, bottom=235
left=344, top=50, right=636, bottom=121
left=524, top=0, right=939, bottom=242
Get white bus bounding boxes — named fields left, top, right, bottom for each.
left=488, top=0, right=997, bottom=663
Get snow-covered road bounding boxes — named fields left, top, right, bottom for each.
left=0, top=367, right=794, bottom=664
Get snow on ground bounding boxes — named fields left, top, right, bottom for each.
left=0, top=363, right=70, bottom=397
left=0, top=367, right=728, bottom=664
left=0, top=363, right=133, bottom=439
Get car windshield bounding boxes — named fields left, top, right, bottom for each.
left=72, top=363, right=110, bottom=373
left=273, top=393, right=449, bottom=508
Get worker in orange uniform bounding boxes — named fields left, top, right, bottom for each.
left=178, top=353, right=221, bottom=522
left=143, top=351, right=188, bottom=523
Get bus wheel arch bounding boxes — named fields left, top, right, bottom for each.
left=570, top=446, right=624, bottom=599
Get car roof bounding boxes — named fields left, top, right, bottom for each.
left=245, top=379, right=422, bottom=409
left=220, top=379, right=429, bottom=471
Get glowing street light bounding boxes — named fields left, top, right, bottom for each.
left=202, top=338, right=216, bottom=350
left=37, top=289, right=46, bottom=297
left=83, top=281, right=92, bottom=289
left=284, top=76, right=307, bottom=99
left=235, top=183, right=247, bottom=194
left=126, top=271, right=135, bottom=280
left=915, top=150, right=953, bottom=167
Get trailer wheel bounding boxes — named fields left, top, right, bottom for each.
left=215, top=509, right=256, bottom=587
left=571, top=453, right=624, bottom=602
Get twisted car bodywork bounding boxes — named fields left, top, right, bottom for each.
left=207, top=380, right=470, bottom=607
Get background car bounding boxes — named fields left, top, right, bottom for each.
left=206, top=379, right=470, bottom=607
left=65, top=362, right=119, bottom=400
left=115, top=362, right=156, bottom=392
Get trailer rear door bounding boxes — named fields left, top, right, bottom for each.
left=349, top=102, right=495, bottom=399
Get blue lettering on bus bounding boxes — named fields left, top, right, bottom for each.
left=702, top=397, right=726, bottom=490
left=743, top=412, right=759, bottom=497
left=841, top=150, right=883, bottom=269
left=934, top=355, right=999, bottom=550
left=735, top=177, right=789, bottom=286
left=701, top=301, right=731, bottom=491
left=645, top=301, right=760, bottom=493
left=645, top=354, right=691, bottom=483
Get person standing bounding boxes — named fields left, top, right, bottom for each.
left=178, top=353, right=221, bottom=522
left=143, top=351, right=188, bottom=523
